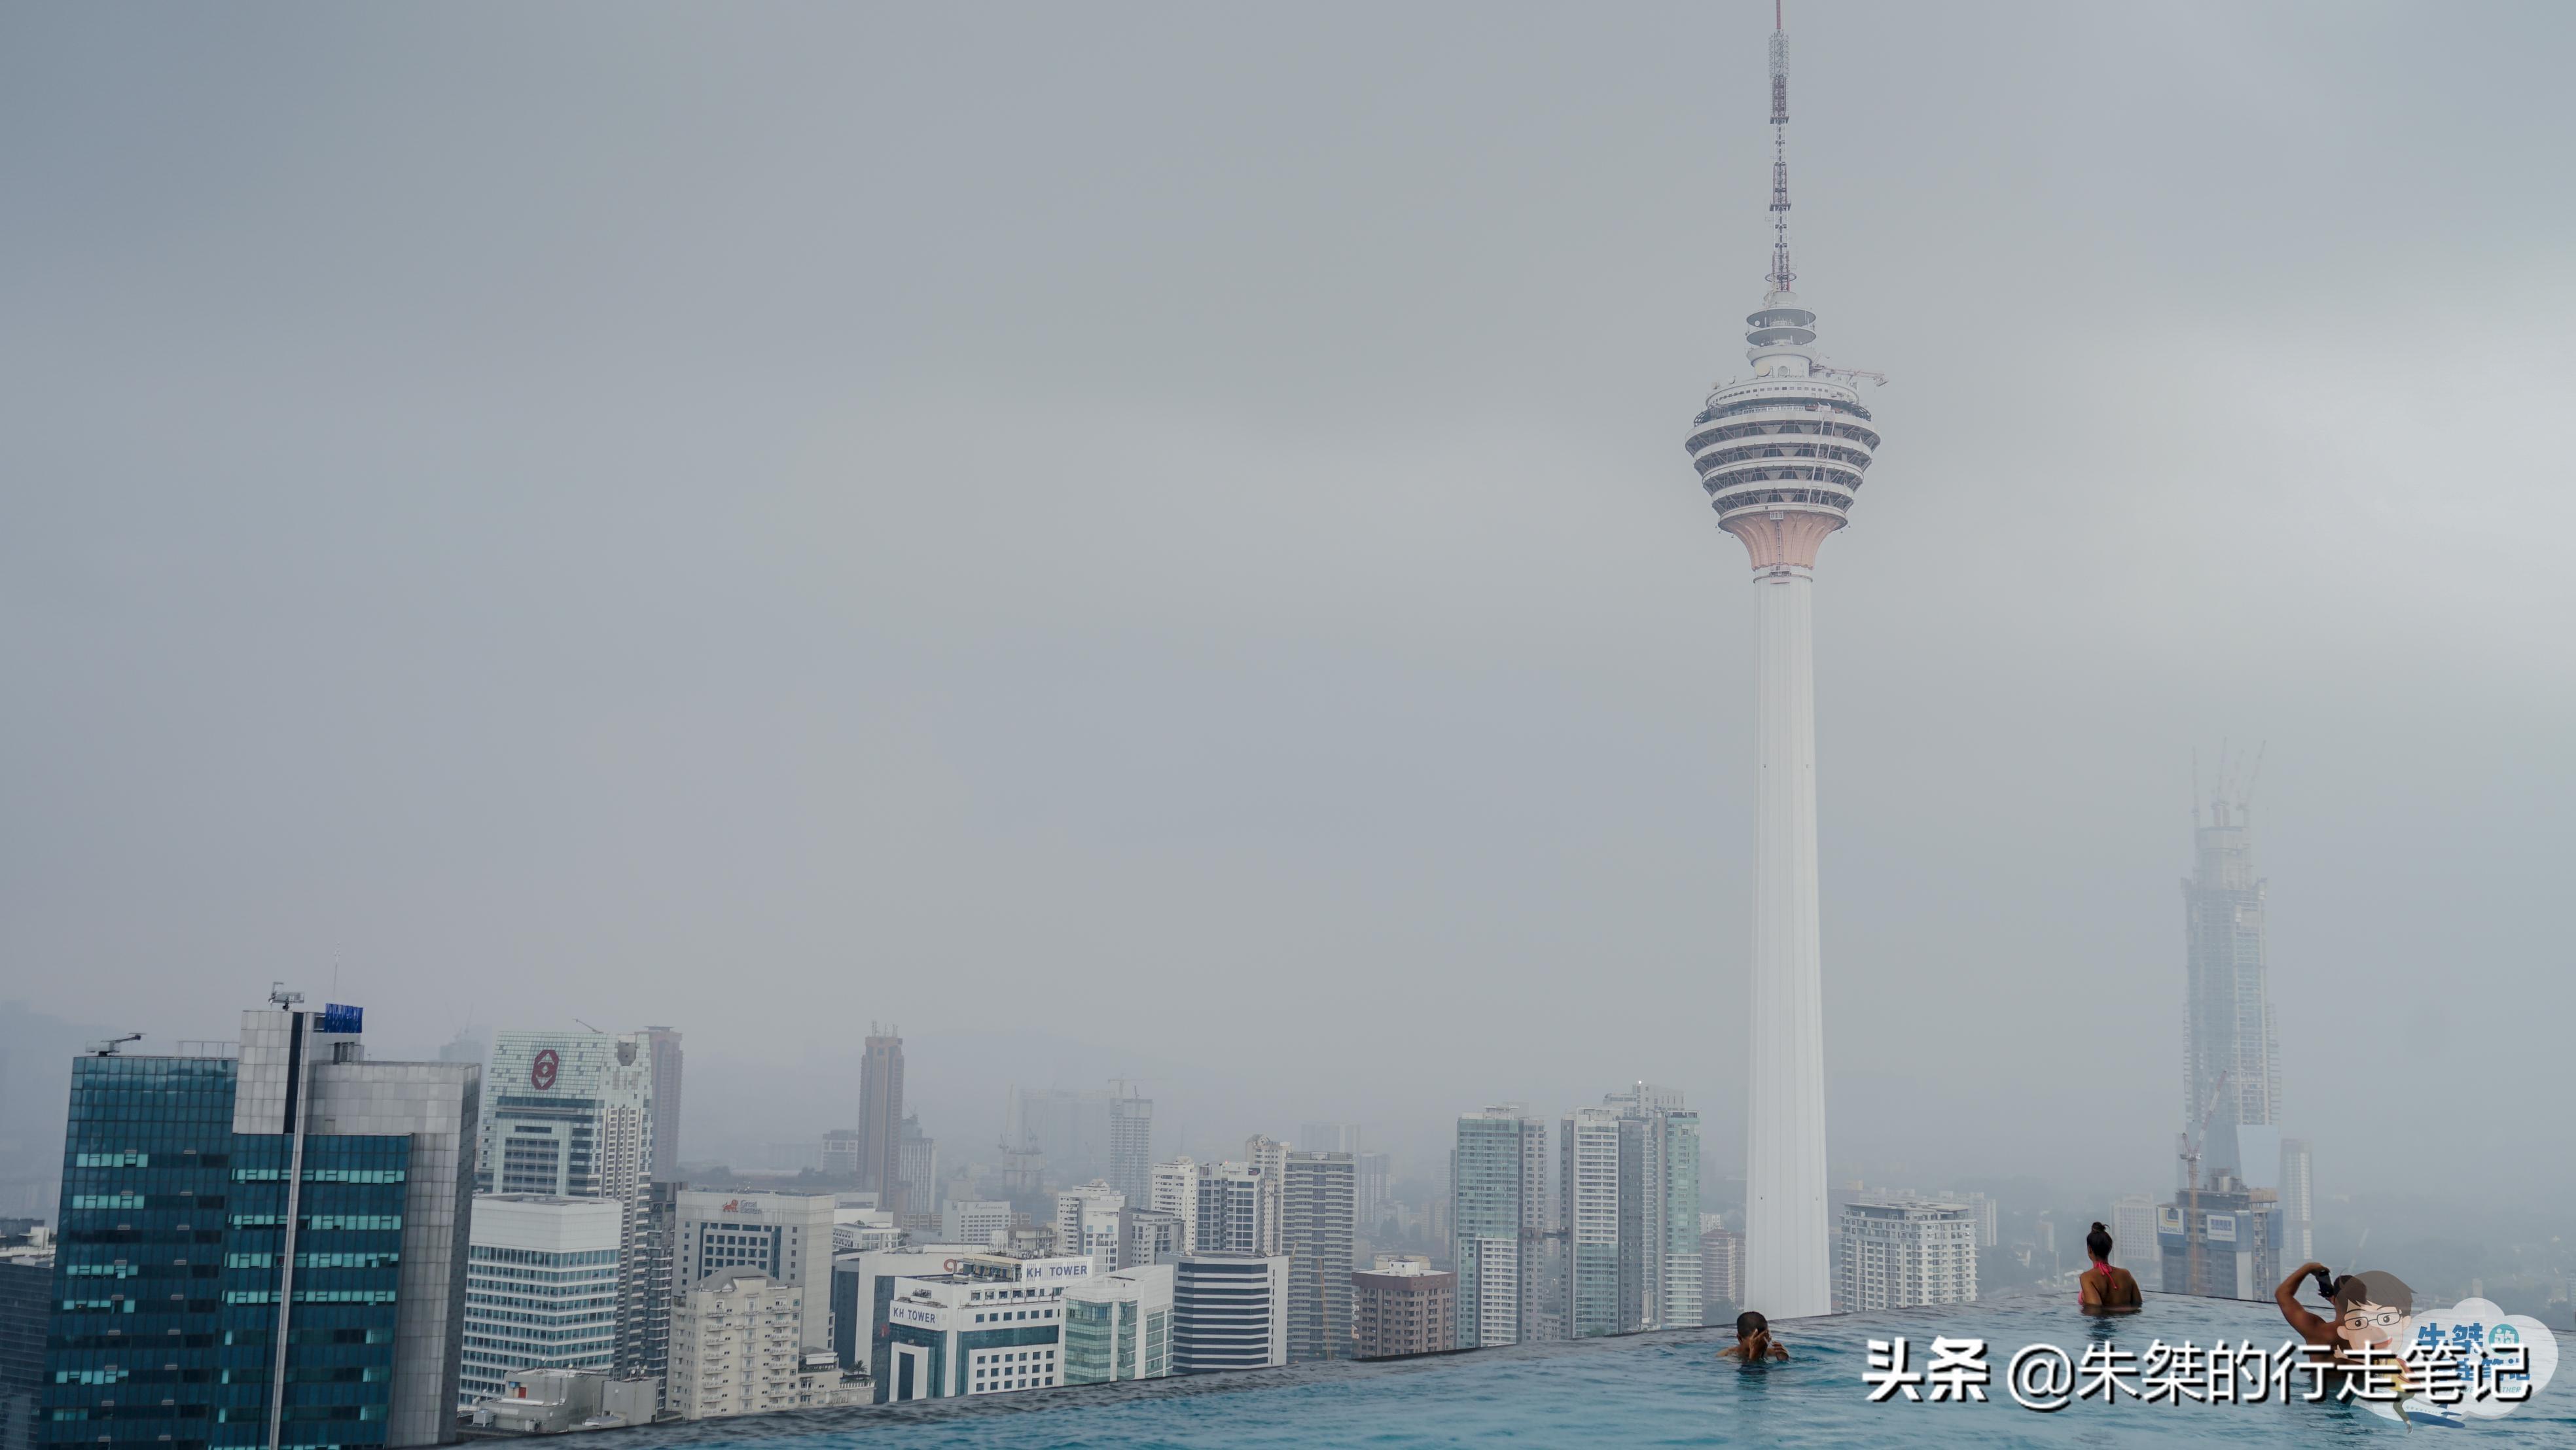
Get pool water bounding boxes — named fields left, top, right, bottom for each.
left=626, top=1288, right=2575, bottom=1447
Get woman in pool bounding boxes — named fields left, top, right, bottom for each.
left=2077, top=1222, right=2143, bottom=1313
left=1718, top=1309, right=1789, bottom=1362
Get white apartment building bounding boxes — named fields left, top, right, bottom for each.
left=942, top=1199, right=1016, bottom=1248
left=1835, top=1199, right=1979, bottom=1313
left=666, top=1269, right=805, bottom=1421
left=675, top=1190, right=834, bottom=1353
left=1062, top=1264, right=1174, bottom=1385
left=1054, top=1181, right=1126, bottom=1269
left=1560, top=1107, right=1621, bottom=1337
left=1150, top=1156, right=1198, bottom=1252
left=459, top=1195, right=624, bottom=1407
left=1192, top=1163, right=1263, bottom=1254
left=1244, top=1136, right=1287, bottom=1255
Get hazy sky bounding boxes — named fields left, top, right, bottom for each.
left=4, top=3, right=2571, bottom=1204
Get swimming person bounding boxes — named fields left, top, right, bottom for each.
left=1718, top=1309, right=1790, bottom=1362
left=2077, top=1222, right=2143, bottom=1312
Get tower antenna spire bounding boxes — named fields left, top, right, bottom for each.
left=1766, top=0, right=1794, bottom=295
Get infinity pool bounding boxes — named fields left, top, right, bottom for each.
left=622, top=1287, right=2574, bottom=1447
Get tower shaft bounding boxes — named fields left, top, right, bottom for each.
left=1742, top=563, right=1831, bottom=1318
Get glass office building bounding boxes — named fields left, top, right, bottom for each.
left=43, top=1001, right=478, bottom=1450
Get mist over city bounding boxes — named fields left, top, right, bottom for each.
left=3, top=2, right=2571, bottom=1443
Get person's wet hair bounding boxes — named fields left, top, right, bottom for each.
left=2086, top=1222, right=2113, bottom=1262
left=1736, top=1310, right=1768, bottom=1339
left=2333, top=1270, right=2413, bottom=1317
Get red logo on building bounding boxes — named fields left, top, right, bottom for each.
left=531, top=1049, right=560, bottom=1089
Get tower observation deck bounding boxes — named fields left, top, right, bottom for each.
left=1681, top=2, right=1882, bottom=1323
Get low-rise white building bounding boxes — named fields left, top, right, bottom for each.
left=666, top=1269, right=805, bottom=1421
left=1834, top=1199, right=1978, bottom=1313
left=1062, top=1264, right=1174, bottom=1384
left=461, top=1194, right=624, bottom=1407
left=465, top=1368, right=657, bottom=1434
left=873, top=1255, right=1097, bottom=1403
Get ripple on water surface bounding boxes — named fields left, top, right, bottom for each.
left=617, top=1288, right=2576, bottom=1448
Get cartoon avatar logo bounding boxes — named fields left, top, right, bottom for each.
left=2364, top=1295, right=2562, bottom=1426
left=2329, top=1270, right=2414, bottom=1359
left=531, top=1048, right=560, bottom=1089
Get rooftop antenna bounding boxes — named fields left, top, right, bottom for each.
left=1766, top=0, right=1795, bottom=296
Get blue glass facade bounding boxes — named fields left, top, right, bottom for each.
left=43, top=1057, right=411, bottom=1450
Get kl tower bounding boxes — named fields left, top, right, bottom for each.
left=1683, top=1, right=1882, bottom=1320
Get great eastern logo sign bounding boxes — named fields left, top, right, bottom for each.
left=531, top=1049, right=560, bottom=1089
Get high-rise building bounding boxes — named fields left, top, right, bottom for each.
left=897, top=1115, right=939, bottom=1229
left=1450, top=1107, right=1547, bottom=1349
left=641, top=1027, right=683, bottom=1178
left=1061, top=1264, right=1174, bottom=1385
left=1835, top=1200, right=1978, bottom=1313
left=1965, top=1192, right=1999, bottom=1248
left=1297, top=1123, right=1362, bottom=1155
left=478, top=1030, right=654, bottom=1197
left=1171, top=1253, right=1288, bottom=1374
left=460, top=1195, right=623, bottom=1406
left=3, top=1231, right=56, bottom=1450
left=2182, top=769, right=2283, bottom=1175
left=1603, top=1086, right=1701, bottom=1332
left=478, top=1028, right=658, bottom=1388
left=1560, top=1108, right=1621, bottom=1337
left=1356, top=1152, right=1392, bottom=1234
left=624, top=1180, right=681, bottom=1388
left=665, top=1269, right=804, bottom=1419
left=2279, top=1139, right=2314, bottom=1263
left=1351, top=1260, right=1454, bottom=1360
left=819, top=1129, right=861, bottom=1178
left=1055, top=1181, right=1126, bottom=1269
left=1107, top=1088, right=1153, bottom=1205
left=1150, top=1157, right=1198, bottom=1252
left=2157, top=1178, right=2283, bottom=1300
left=1280, top=1152, right=1355, bottom=1363
left=1698, top=1226, right=1744, bottom=1319
left=1191, top=1163, right=1263, bottom=1254
left=857, top=1028, right=905, bottom=1222
left=675, top=1191, right=834, bottom=1353
left=1684, top=6, right=1882, bottom=1322
left=43, top=995, right=480, bottom=1450
left=2109, top=1193, right=2158, bottom=1276
left=1243, top=1136, right=1288, bottom=1256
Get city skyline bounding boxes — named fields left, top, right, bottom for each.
left=4, top=0, right=2572, bottom=1279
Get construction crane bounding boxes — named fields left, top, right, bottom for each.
left=86, top=1033, right=143, bottom=1057
left=2177, top=1069, right=2229, bottom=1296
